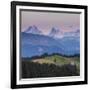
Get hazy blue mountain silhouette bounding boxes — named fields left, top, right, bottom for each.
left=21, top=33, right=80, bottom=57
left=21, top=32, right=64, bottom=57
left=21, top=26, right=80, bottom=57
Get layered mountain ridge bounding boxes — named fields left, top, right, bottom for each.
left=21, top=26, right=80, bottom=57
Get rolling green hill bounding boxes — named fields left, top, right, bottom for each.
left=31, top=55, right=80, bottom=71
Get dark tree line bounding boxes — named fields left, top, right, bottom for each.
left=22, top=53, right=80, bottom=61
left=21, top=61, right=79, bottom=78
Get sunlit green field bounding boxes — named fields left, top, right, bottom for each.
left=31, top=55, right=80, bottom=72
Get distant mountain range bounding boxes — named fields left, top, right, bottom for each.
left=21, top=26, right=80, bottom=57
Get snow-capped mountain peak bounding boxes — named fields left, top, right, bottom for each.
left=24, top=25, right=42, bottom=35
left=49, top=27, right=60, bottom=37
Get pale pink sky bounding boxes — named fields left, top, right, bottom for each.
left=21, top=10, right=80, bottom=35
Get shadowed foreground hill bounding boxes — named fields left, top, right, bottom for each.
left=21, top=61, right=79, bottom=78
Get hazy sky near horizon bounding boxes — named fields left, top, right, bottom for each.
left=21, top=10, right=80, bottom=35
